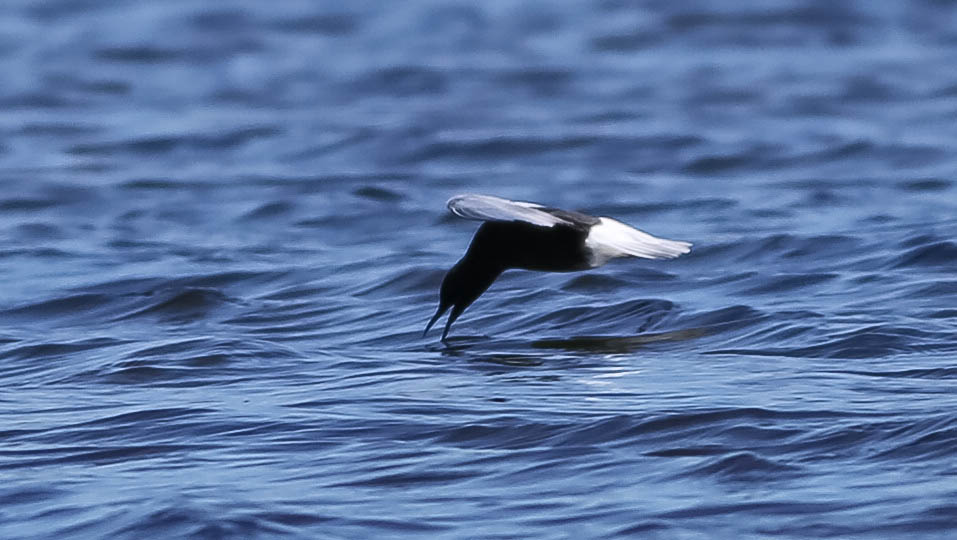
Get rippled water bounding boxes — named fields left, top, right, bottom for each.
left=2, top=1, right=957, bottom=538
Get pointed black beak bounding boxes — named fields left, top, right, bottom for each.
left=423, top=302, right=450, bottom=338
left=441, top=305, right=464, bottom=342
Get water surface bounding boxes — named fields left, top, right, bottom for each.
left=2, top=1, right=957, bottom=538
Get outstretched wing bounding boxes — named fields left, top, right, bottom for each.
left=447, top=194, right=571, bottom=228
left=446, top=194, right=692, bottom=263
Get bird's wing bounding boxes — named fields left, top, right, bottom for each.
left=447, top=194, right=571, bottom=228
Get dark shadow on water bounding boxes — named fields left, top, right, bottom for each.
left=434, top=335, right=546, bottom=368
left=532, top=327, right=708, bottom=354
left=422, top=335, right=490, bottom=352
left=434, top=327, right=708, bottom=365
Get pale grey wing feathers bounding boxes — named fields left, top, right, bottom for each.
left=447, top=194, right=570, bottom=228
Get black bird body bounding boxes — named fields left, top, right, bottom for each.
left=425, top=194, right=691, bottom=341
left=468, top=217, right=595, bottom=273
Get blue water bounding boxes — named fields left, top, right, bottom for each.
left=2, top=1, right=957, bottom=538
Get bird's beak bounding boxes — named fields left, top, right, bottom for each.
left=442, top=305, right=464, bottom=342
left=423, top=303, right=450, bottom=338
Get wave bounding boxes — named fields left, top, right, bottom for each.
left=682, top=452, right=802, bottom=481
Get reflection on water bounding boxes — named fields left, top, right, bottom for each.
left=437, top=327, right=710, bottom=365
left=533, top=327, right=710, bottom=354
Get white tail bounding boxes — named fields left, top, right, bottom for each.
left=585, top=218, right=691, bottom=266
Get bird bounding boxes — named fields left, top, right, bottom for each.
left=424, top=194, right=692, bottom=341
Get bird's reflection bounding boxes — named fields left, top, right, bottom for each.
left=532, top=327, right=708, bottom=354
left=435, top=326, right=707, bottom=363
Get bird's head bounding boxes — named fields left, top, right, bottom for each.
left=423, top=261, right=502, bottom=342
left=423, top=264, right=468, bottom=341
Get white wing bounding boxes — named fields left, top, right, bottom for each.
left=447, top=194, right=569, bottom=228
left=586, top=217, right=691, bottom=265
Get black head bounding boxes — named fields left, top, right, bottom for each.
left=423, top=260, right=501, bottom=341
left=423, top=264, right=467, bottom=341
